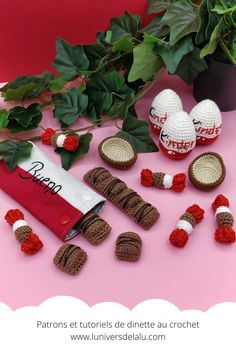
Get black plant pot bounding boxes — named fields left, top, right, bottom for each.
left=193, top=59, right=236, bottom=112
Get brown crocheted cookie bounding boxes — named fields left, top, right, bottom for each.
left=188, top=152, right=226, bottom=191
left=53, top=244, right=87, bottom=275
left=115, top=232, right=142, bottom=262
left=78, top=212, right=111, bottom=245
left=98, top=136, right=137, bottom=169
left=84, top=167, right=160, bottom=230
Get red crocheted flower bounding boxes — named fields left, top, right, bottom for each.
left=169, top=229, right=188, bottom=248
left=41, top=128, right=55, bottom=145
left=172, top=173, right=186, bottom=192
left=186, top=204, right=204, bottom=223
left=5, top=209, right=24, bottom=225
left=212, top=194, right=229, bottom=212
left=141, top=169, right=153, bottom=187
left=63, top=136, right=79, bottom=152
left=21, top=233, right=43, bottom=255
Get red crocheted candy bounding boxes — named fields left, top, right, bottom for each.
left=21, top=233, right=43, bottom=255
left=5, top=209, right=24, bottom=225
left=212, top=194, right=229, bottom=212
left=63, top=136, right=79, bottom=152
left=215, top=226, right=236, bottom=243
left=172, top=173, right=186, bottom=192
left=141, top=169, right=153, bottom=187
left=186, top=204, right=205, bottom=223
left=41, top=128, right=55, bottom=145
left=169, top=229, right=188, bottom=248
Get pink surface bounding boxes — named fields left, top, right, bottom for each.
left=1, top=72, right=236, bottom=311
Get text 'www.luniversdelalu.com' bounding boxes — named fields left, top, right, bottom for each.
left=70, top=333, right=166, bottom=341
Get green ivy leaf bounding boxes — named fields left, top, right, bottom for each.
left=205, top=0, right=219, bottom=40
left=140, top=16, right=169, bottom=37
left=96, top=31, right=111, bottom=48
left=52, top=88, right=88, bottom=126
left=161, top=0, right=199, bottom=45
left=147, top=0, right=174, bottom=14
left=0, top=140, right=33, bottom=170
left=85, top=69, right=132, bottom=120
left=128, top=42, right=164, bottom=82
left=200, top=18, right=224, bottom=58
left=196, top=0, right=208, bottom=45
left=155, top=35, right=194, bottom=74
left=49, top=76, right=67, bottom=92
left=83, top=43, right=106, bottom=72
left=112, top=35, right=133, bottom=53
left=56, top=133, right=93, bottom=170
left=110, top=11, right=141, bottom=42
left=7, top=103, right=42, bottom=133
left=116, top=116, right=158, bottom=153
left=52, top=38, right=89, bottom=81
left=0, top=109, right=10, bottom=129
left=0, top=71, right=55, bottom=101
left=174, top=48, right=208, bottom=84
left=108, top=92, right=136, bottom=119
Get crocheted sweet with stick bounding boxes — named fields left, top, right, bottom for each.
left=169, top=204, right=205, bottom=248
left=41, top=128, right=79, bottom=152
left=141, top=169, right=186, bottom=192
left=212, top=195, right=236, bottom=243
left=5, top=209, right=43, bottom=255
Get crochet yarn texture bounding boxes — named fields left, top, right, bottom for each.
left=212, top=195, right=235, bottom=243
left=141, top=169, right=186, bottom=192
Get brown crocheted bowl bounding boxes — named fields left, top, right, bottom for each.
left=98, top=136, right=137, bottom=169
left=188, top=152, right=226, bottom=191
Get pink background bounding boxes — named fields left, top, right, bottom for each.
left=0, top=71, right=236, bottom=311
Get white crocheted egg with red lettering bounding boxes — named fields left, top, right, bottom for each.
left=159, top=111, right=196, bottom=160
left=149, top=89, right=183, bottom=135
left=190, top=99, right=222, bottom=145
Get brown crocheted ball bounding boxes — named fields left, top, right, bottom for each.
left=115, top=232, right=142, bottom=262
left=53, top=244, right=87, bottom=275
left=216, top=212, right=234, bottom=227
left=15, top=225, right=32, bottom=243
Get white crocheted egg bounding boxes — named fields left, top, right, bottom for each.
left=149, top=89, right=183, bottom=134
left=190, top=99, right=222, bottom=145
left=159, top=111, right=196, bottom=159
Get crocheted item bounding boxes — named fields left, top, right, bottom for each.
left=115, top=232, right=142, bottom=262
left=78, top=211, right=111, bottom=245
left=190, top=99, right=222, bottom=145
left=53, top=244, right=87, bottom=275
left=159, top=111, right=196, bottom=159
left=4, top=209, right=43, bottom=255
left=41, top=128, right=79, bottom=152
left=212, top=195, right=235, bottom=243
left=188, top=152, right=226, bottom=191
left=169, top=204, right=204, bottom=248
left=84, top=167, right=160, bottom=230
left=149, top=89, right=183, bottom=135
left=141, top=169, right=186, bottom=192
left=98, top=136, right=137, bottom=169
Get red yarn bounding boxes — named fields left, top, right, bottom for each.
left=212, top=194, right=229, bottom=212
left=141, top=169, right=153, bottom=187
left=5, top=209, right=24, bottom=225
left=41, top=128, right=55, bottom=145
left=169, top=229, right=188, bottom=248
left=63, top=136, right=79, bottom=151
left=159, top=141, right=191, bottom=160
left=21, top=233, right=43, bottom=255
left=186, top=204, right=205, bottom=223
left=215, top=226, right=236, bottom=243
left=171, top=173, right=186, bottom=192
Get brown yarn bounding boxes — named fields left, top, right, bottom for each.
left=180, top=212, right=196, bottom=227
left=53, top=244, right=87, bottom=275
left=15, top=225, right=33, bottom=243
left=50, top=133, right=61, bottom=147
left=78, top=211, right=111, bottom=245
left=152, top=172, right=165, bottom=188
left=115, top=232, right=142, bottom=262
left=216, top=212, right=234, bottom=227
left=84, top=167, right=160, bottom=230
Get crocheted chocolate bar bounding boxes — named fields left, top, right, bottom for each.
left=53, top=244, right=87, bottom=275
left=78, top=211, right=111, bottom=245
left=84, top=167, right=160, bottom=230
left=115, top=232, right=142, bottom=262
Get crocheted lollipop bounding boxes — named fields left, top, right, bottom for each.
left=141, top=169, right=186, bottom=192
left=190, top=99, right=222, bottom=145
left=159, top=111, right=196, bottom=159
left=212, top=195, right=236, bottom=243
left=169, top=205, right=205, bottom=248
left=41, top=128, right=79, bottom=152
left=5, top=209, right=43, bottom=255
left=149, top=89, right=183, bottom=135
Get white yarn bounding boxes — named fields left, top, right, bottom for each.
left=13, top=220, right=28, bottom=233
left=177, top=220, right=193, bottom=235
left=163, top=174, right=173, bottom=189
left=215, top=206, right=231, bottom=216
left=56, top=134, right=66, bottom=148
